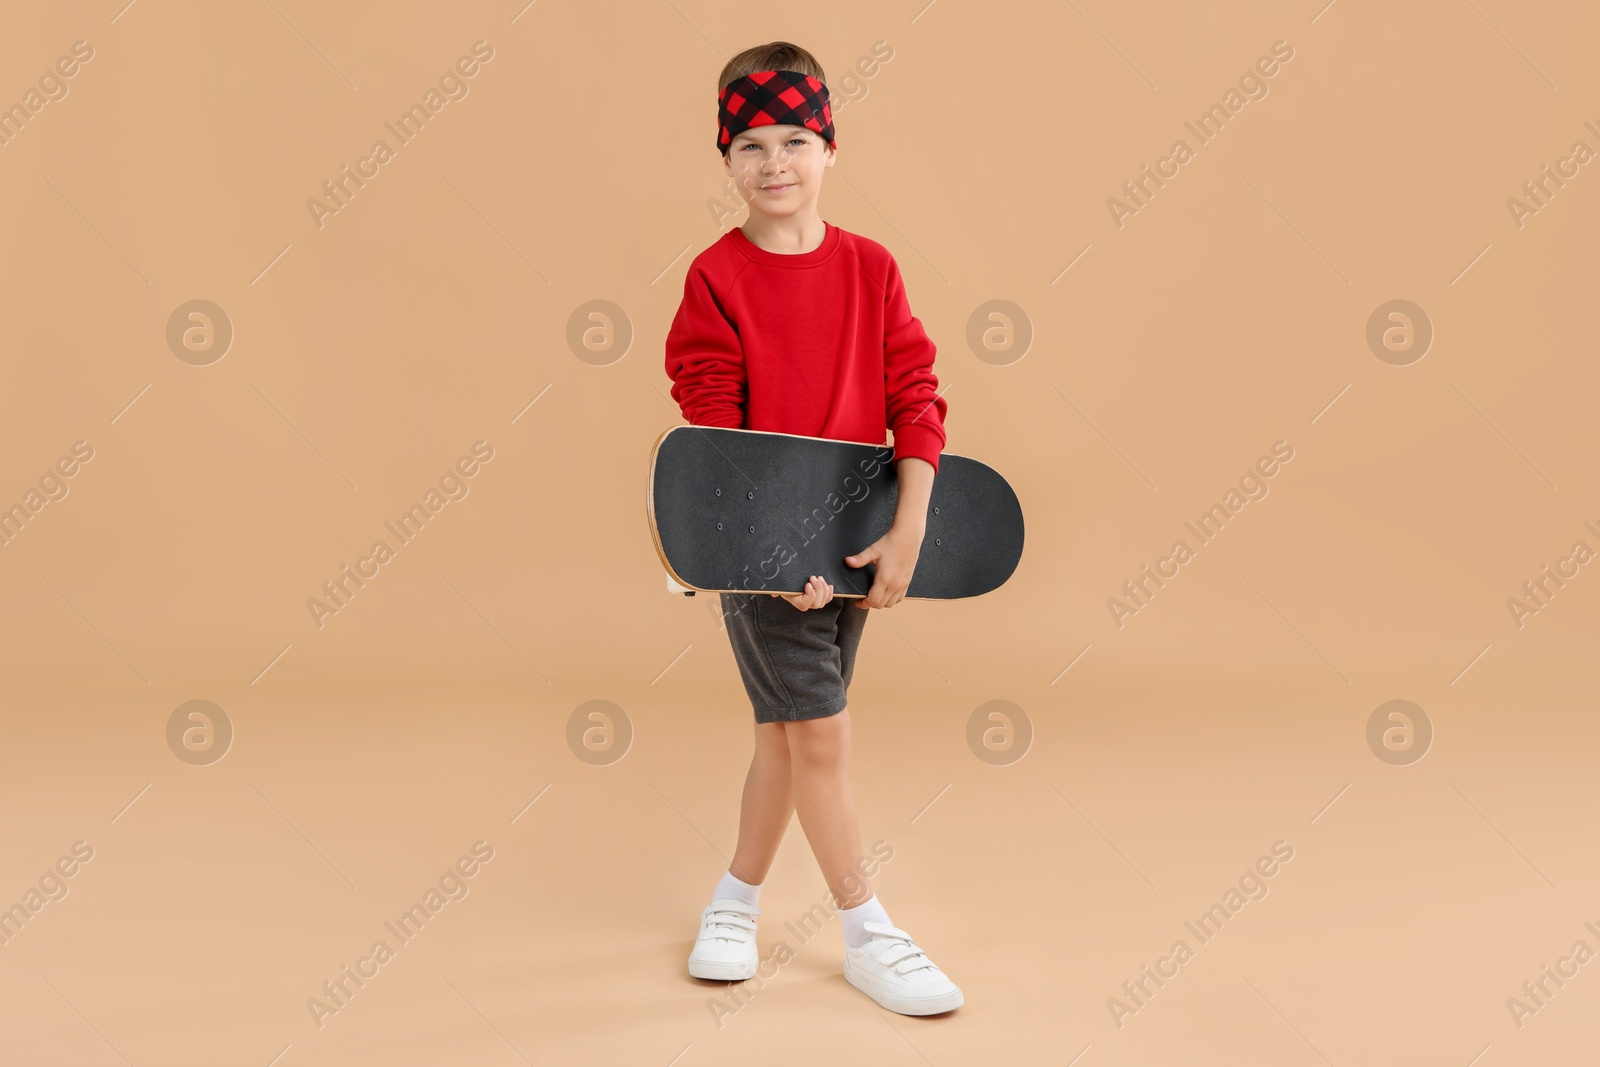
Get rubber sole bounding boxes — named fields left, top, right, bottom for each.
left=844, top=965, right=964, bottom=1015
left=688, top=955, right=758, bottom=981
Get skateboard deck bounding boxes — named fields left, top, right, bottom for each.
left=647, top=425, right=1023, bottom=600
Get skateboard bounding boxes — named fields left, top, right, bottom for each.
left=646, top=425, right=1023, bottom=600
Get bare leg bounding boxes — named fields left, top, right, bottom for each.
left=784, top=708, right=872, bottom=907
left=727, top=721, right=794, bottom=886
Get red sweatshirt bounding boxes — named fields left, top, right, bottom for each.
left=664, top=220, right=949, bottom=474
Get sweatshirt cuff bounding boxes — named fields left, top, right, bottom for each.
left=890, top=422, right=945, bottom=475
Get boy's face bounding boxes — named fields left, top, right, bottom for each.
left=723, top=124, right=836, bottom=219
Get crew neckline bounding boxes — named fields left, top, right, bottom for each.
left=730, top=221, right=840, bottom=267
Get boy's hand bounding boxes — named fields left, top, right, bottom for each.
left=772, top=575, right=834, bottom=611
left=845, top=523, right=924, bottom=609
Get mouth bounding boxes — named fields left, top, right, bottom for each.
left=760, top=183, right=795, bottom=193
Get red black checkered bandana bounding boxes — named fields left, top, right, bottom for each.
left=717, top=70, right=836, bottom=156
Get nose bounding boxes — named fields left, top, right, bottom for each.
left=764, top=144, right=797, bottom=169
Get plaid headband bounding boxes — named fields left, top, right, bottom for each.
left=717, top=69, right=836, bottom=156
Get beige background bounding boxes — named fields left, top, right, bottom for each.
left=2, top=0, right=1597, bottom=1064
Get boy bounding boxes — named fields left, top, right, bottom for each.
left=663, top=42, right=962, bottom=1016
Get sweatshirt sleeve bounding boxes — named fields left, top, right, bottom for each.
left=882, top=256, right=948, bottom=474
left=664, top=264, right=746, bottom=428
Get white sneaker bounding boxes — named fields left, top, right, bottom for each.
left=687, top=899, right=761, bottom=980
left=844, top=920, right=963, bottom=1015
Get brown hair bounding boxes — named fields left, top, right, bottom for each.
left=718, top=41, right=828, bottom=93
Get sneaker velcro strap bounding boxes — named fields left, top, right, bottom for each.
left=708, top=916, right=757, bottom=933
left=880, top=943, right=931, bottom=970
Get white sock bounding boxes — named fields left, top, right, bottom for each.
left=711, top=869, right=761, bottom=908
left=839, top=894, right=892, bottom=948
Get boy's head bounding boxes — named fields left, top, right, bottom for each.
left=718, top=42, right=837, bottom=220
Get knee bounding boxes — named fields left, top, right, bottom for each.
left=785, top=712, right=848, bottom=768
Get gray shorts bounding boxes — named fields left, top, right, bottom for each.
left=717, top=591, right=869, bottom=724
